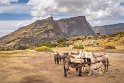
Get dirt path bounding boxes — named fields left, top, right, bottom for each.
left=0, top=50, right=124, bottom=83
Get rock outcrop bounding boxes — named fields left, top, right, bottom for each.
left=56, top=16, right=95, bottom=37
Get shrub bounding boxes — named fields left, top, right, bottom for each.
left=72, top=39, right=76, bottom=41
left=57, top=42, right=69, bottom=47
left=0, top=47, right=13, bottom=51
left=75, top=38, right=81, bottom=40
left=119, top=37, right=124, bottom=45
left=85, top=44, right=96, bottom=46
left=39, top=41, right=53, bottom=47
left=17, top=45, right=29, bottom=50
left=29, top=46, right=36, bottom=50
left=57, top=38, right=68, bottom=43
left=87, top=36, right=92, bottom=39
left=35, top=46, right=52, bottom=52
left=104, top=45, right=116, bottom=49
left=101, top=35, right=107, bottom=39
left=96, top=43, right=99, bottom=46
left=56, top=38, right=69, bottom=47
left=73, top=44, right=84, bottom=49
left=52, top=43, right=58, bottom=47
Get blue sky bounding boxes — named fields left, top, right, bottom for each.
left=0, top=13, right=32, bottom=20
left=0, top=0, right=124, bottom=37
left=0, top=0, right=30, bottom=20
left=17, top=0, right=29, bottom=3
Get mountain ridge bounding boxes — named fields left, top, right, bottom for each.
left=93, top=23, right=124, bottom=34
left=0, top=16, right=95, bottom=50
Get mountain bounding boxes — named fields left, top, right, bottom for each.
left=0, top=16, right=95, bottom=50
left=56, top=16, right=95, bottom=37
left=93, top=23, right=124, bottom=35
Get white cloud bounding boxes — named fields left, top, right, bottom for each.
left=0, top=20, right=32, bottom=37
left=0, top=4, right=31, bottom=14
left=28, top=0, right=124, bottom=25
left=0, top=0, right=18, bottom=5
left=28, top=0, right=57, bottom=19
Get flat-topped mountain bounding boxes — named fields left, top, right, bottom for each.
left=0, top=16, right=95, bottom=50
left=56, top=16, right=95, bottom=37
left=93, top=23, right=124, bottom=35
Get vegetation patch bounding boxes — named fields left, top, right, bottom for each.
left=17, top=45, right=29, bottom=50
left=85, top=44, right=96, bottom=47
left=39, top=41, right=53, bottom=47
left=73, top=44, right=84, bottom=49
left=35, top=46, right=52, bottom=52
left=56, top=38, right=69, bottom=47
left=104, top=45, right=116, bottom=49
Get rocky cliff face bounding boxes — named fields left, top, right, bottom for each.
left=56, top=16, right=95, bottom=37
left=93, top=23, right=124, bottom=35
left=0, top=16, right=95, bottom=50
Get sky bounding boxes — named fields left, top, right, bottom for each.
left=0, top=0, right=124, bottom=37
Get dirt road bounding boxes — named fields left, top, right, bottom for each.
left=0, top=50, right=124, bottom=83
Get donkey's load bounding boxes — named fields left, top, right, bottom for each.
left=70, top=58, right=84, bottom=63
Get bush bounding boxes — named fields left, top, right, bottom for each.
left=39, top=41, right=53, bottom=47
left=29, top=46, right=36, bottom=50
left=118, top=37, right=124, bottom=44
left=56, top=38, right=69, bottom=47
left=35, top=46, right=52, bottom=52
left=0, top=47, right=13, bottom=51
left=85, top=44, right=96, bottom=46
left=57, top=42, right=69, bottom=47
left=75, top=38, right=81, bottom=40
left=73, top=44, right=84, bottom=49
left=104, top=45, right=116, bottom=49
left=87, top=36, right=92, bottom=39
left=57, top=38, right=68, bottom=43
left=96, top=43, right=99, bottom=46
left=17, top=45, right=29, bottom=50
left=52, top=43, right=58, bottom=47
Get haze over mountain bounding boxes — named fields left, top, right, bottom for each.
left=0, top=16, right=95, bottom=50
left=93, top=23, right=124, bottom=35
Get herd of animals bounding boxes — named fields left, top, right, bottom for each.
left=53, top=50, right=109, bottom=77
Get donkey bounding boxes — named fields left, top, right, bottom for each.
left=63, top=53, right=83, bottom=77
left=54, top=52, right=61, bottom=64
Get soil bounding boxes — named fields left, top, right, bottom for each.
left=0, top=50, right=124, bottom=83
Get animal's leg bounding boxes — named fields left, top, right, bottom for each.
left=88, top=66, right=93, bottom=76
left=67, top=69, right=70, bottom=74
left=60, top=58, right=61, bottom=63
left=106, top=63, right=108, bottom=72
left=88, top=70, right=92, bottom=76
left=64, top=63, right=67, bottom=77
left=78, top=67, right=82, bottom=76
left=107, top=59, right=109, bottom=71
left=76, top=67, right=78, bottom=72
left=57, top=59, right=59, bottom=64
left=98, top=67, right=103, bottom=75
left=54, top=59, right=56, bottom=64
left=102, top=60, right=107, bottom=72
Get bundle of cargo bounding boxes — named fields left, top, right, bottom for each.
left=89, top=61, right=104, bottom=76
left=93, top=56, right=104, bottom=63
left=93, top=52, right=105, bottom=57
left=89, top=52, right=109, bottom=75
left=92, top=53, right=107, bottom=63
left=70, top=58, right=84, bottom=63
